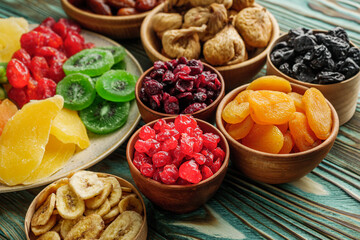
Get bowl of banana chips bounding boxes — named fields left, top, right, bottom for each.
left=25, top=171, right=147, bottom=240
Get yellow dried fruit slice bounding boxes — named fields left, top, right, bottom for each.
left=234, top=90, right=253, bottom=103
left=222, top=100, right=250, bottom=124
left=246, top=76, right=292, bottom=93
left=0, top=95, right=64, bottom=186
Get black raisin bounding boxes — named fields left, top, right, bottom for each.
left=309, top=45, right=332, bottom=69
left=278, top=63, right=292, bottom=76
left=293, top=35, right=317, bottom=52
left=315, top=33, right=349, bottom=60
left=337, top=57, right=360, bottom=79
left=347, top=47, right=360, bottom=66
left=315, top=71, right=345, bottom=84
left=328, top=27, right=349, bottom=43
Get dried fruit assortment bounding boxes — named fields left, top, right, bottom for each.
left=68, top=0, right=163, bottom=16
left=133, top=115, right=225, bottom=184
left=271, top=27, right=360, bottom=84
left=30, top=171, right=144, bottom=239
left=140, top=58, right=221, bottom=114
left=152, top=0, right=273, bottom=66
left=222, top=76, right=332, bottom=154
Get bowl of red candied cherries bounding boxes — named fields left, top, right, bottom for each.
left=126, top=115, right=229, bottom=213
left=135, top=57, right=225, bottom=123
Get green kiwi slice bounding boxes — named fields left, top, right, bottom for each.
left=95, top=70, right=136, bottom=102
left=97, top=46, right=126, bottom=64
left=56, top=73, right=96, bottom=110
left=111, top=60, right=126, bottom=70
left=63, top=49, right=114, bottom=77
left=79, top=95, right=130, bottom=134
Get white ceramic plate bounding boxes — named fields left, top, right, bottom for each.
left=0, top=26, right=142, bottom=193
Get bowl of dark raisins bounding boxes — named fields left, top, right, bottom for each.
left=267, top=27, right=360, bottom=125
left=135, top=58, right=225, bottom=123
left=61, top=0, right=163, bottom=39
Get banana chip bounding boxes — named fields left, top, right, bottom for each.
left=31, top=215, right=57, bottom=236
left=69, top=171, right=104, bottom=200
left=84, top=199, right=111, bottom=217
left=99, top=211, right=143, bottom=240
left=85, top=180, right=112, bottom=209
left=64, top=214, right=105, bottom=240
left=121, top=187, right=132, bottom=193
left=51, top=219, right=63, bottom=233
left=119, top=194, right=143, bottom=215
left=56, top=185, right=85, bottom=220
left=37, top=231, right=61, bottom=240
left=103, top=206, right=120, bottom=221
left=31, top=193, right=56, bottom=226
left=60, top=217, right=84, bottom=239
left=106, top=177, right=122, bottom=208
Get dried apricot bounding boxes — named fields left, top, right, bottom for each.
left=278, top=131, right=294, bottom=154
left=302, top=88, right=332, bottom=140
left=276, top=122, right=288, bottom=134
left=250, top=109, right=268, bottom=125
left=289, top=112, right=319, bottom=151
left=222, top=100, right=250, bottom=124
left=248, top=90, right=296, bottom=125
left=242, top=124, right=284, bottom=154
left=246, top=76, right=292, bottom=93
left=225, top=115, right=254, bottom=140
left=234, top=90, right=253, bottom=103
left=288, top=92, right=305, bottom=113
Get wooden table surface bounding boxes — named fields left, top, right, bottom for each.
left=1, top=0, right=360, bottom=239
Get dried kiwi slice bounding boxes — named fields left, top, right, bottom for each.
left=63, top=49, right=114, bottom=77
left=79, top=95, right=130, bottom=134
left=56, top=73, right=96, bottom=110
left=97, top=46, right=126, bottom=64
left=112, top=60, right=126, bottom=70
left=95, top=70, right=136, bottom=102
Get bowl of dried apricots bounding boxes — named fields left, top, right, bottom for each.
left=216, top=76, right=339, bottom=184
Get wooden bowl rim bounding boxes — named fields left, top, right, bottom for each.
left=135, top=62, right=225, bottom=118
left=126, top=116, right=230, bottom=190
left=61, top=0, right=149, bottom=21
left=140, top=2, right=280, bottom=70
left=266, top=29, right=360, bottom=87
left=24, top=172, right=147, bottom=240
left=215, top=82, right=340, bottom=158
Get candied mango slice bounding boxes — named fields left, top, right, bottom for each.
left=302, top=88, right=332, bottom=140
left=222, top=100, right=250, bottom=124
left=234, top=90, right=253, bottom=103
left=246, top=76, right=292, bottom=93
left=0, top=99, right=18, bottom=136
left=0, top=96, right=63, bottom=186
left=288, top=92, right=305, bottom=113
left=289, top=112, right=319, bottom=152
left=242, top=124, right=284, bottom=154
left=278, top=131, right=294, bottom=154
left=248, top=90, right=296, bottom=125
left=50, top=108, right=90, bottom=149
left=23, top=135, right=75, bottom=185
left=226, top=115, right=254, bottom=140
left=276, top=122, right=288, bottom=134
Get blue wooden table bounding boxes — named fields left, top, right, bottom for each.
left=0, top=0, right=360, bottom=239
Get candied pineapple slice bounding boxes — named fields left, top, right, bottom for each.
left=0, top=99, right=18, bottom=136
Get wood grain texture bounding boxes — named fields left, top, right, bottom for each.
left=0, top=0, right=359, bottom=239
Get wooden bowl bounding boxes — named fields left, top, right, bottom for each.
left=126, top=117, right=230, bottom=213
left=61, top=0, right=150, bottom=39
left=25, top=172, right=147, bottom=240
left=135, top=62, right=225, bottom=123
left=266, top=30, right=360, bottom=125
left=215, top=83, right=339, bottom=184
left=140, top=3, right=280, bottom=91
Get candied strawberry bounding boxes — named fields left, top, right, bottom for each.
left=84, top=42, right=95, bottom=49
left=134, top=139, right=152, bottom=153
left=12, top=48, right=31, bottom=68
left=179, top=160, right=202, bottom=184
left=48, top=62, right=65, bottom=83
left=20, top=31, right=47, bottom=56
left=152, top=151, right=171, bottom=168
left=52, top=18, right=81, bottom=39
left=26, top=77, right=56, bottom=100
left=7, top=87, right=29, bottom=108
left=159, top=164, right=179, bottom=184
left=140, top=163, right=155, bottom=178
left=139, top=125, right=156, bottom=140
left=201, top=165, right=213, bottom=180
left=64, top=31, right=85, bottom=57
left=202, top=133, right=220, bottom=150
left=35, top=46, right=67, bottom=65
left=40, top=17, right=56, bottom=28
left=33, top=26, right=63, bottom=49
left=30, top=56, right=49, bottom=81
left=7, top=59, right=30, bottom=88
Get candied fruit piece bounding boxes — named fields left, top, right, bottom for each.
left=192, top=152, right=206, bottom=165
left=159, top=164, right=179, bottom=184
left=175, top=115, right=197, bottom=133
left=210, top=158, right=222, bottom=174
left=288, top=92, right=305, bottom=113
left=234, top=90, right=253, bottom=103
left=201, top=165, right=213, bottom=180
left=242, top=124, right=284, bottom=154
left=179, top=160, right=202, bottom=184
left=161, top=136, right=178, bottom=151
left=146, top=139, right=161, bottom=157
left=226, top=115, right=254, bottom=140
left=302, top=88, right=332, bottom=140
left=222, top=100, right=250, bottom=124
left=289, top=112, right=319, bottom=151
left=201, top=149, right=214, bottom=167
left=278, top=131, right=294, bottom=154
left=139, top=125, right=155, bottom=140
left=250, top=110, right=269, bottom=125
left=134, top=139, right=152, bottom=153
left=180, top=133, right=194, bottom=155
left=202, top=133, right=220, bottom=150
left=276, top=122, right=289, bottom=134
left=152, top=168, right=162, bottom=183
left=171, top=145, right=185, bottom=167
left=248, top=90, right=296, bottom=125
left=133, top=151, right=151, bottom=170
left=152, top=151, right=171, bottom=168
left=140, top=163, right=154, bottom=178
left=153, top=118, right=166, bottom=132
left=246, top=76, right=292, bottom=93
left=212, top=147, right=225, bottom=162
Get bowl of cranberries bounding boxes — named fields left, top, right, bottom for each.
left=135, top=58, right=225, bottom=123
left=61, top=0, right=162, bottom=39
left=126, top=115, right=229, bottom=213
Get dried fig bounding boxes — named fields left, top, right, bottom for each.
left=203, top=24, right=247, bottom=65
left=232, top=0, right=254, bottom=11
left=162, top=25, right=206, bottom=60
left=183, top=7, right=211, bottom=29
left=189, top=0, right=233, bottom=9
left=206, top=3, right=227, bottom=38
left=235, top=7, right=272, bottom=48
left=152, top=13, right=183, bottom=39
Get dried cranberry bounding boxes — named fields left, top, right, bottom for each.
left=144, top=80, right=163, bottom=95
left=178, top=57, right=188, bottom=64
left=201, top=165, right=213, bottom=180
left=187, top=59, right=203, bottom=75
left=154, top=61, right=168, bottom=70
left=173, top=64, right=191, bottom=75
left=139, top=87, right=148, bottom=102
left=140, top=163, right=155, bottom=178
left=176, top=92, right=193, bottom=101
left=159, top=164, right=179, bottom=184
left=150, top=68, right=165, bottom=80
left=179, top=160, right=202, bottom=184
left=12, top=48, right=31, bottom=68
left=7, top=59, right=30, bottom=88
left=149, top=94, right=162, bottom=109
left=139, top=125, right=156, bottom=140
left=152, top=151, right=172, bottom=168
left=7, top=87, right=29, bottom=108
left=176, top=79, right=193, bottom=92
left=193, top=92, right=207, bottom=102
left=162, top=70, right=175, bottom=84
left=164, top=96, right=179, bottom=114
left=182, top=103, right=207, bottom=114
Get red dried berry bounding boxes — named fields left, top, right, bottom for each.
left=202, top=133, right=220, bottom=150
left=164, top=96, right=179, bottom=114
left=153, top=118, right=166, bottom=132
left=176, top=177, right=191, bottom=185
left=192, top=152, right=206, bottom=165
left=7, top=59, right=30, bottom=88
left=212, top=147, right=225, bottom=162
left=20, top=31, right=46, bottom=56
left=179, top=160, right=202, bottom=184
left=134, top=139, right=152, bottom=153
left=30, top=56, right=49, bottom=81
left=12, top=48, right=31, bottom=68
left=40, top=17, right=56, bottom=28
left=140, top=163, right=155, bottom=178
left=152, top=168, right=162, bottom=183
left=161, top=136, right=178, bottom=151
left=192, top=136, right=203, bottom=153
left=182, top=102, right=207, bottom=114
left=7, top=87, right=29, bottom=108
left=52, top=18, right=81, bottom=39
left=210, top=158, right=222, bottom=174
left=171, top=145, right=185, bottom=167
left=201, top=149, right=214, bottom=167
left=180, top=133, right=194, bottom=155
left=139, top=125, right=156, bottom=140
left=159, top=164, right=179, bottom=184
left=33, top=26, right=63, bottom=49
left=64, top=31, right=85, bottom=57
left=152, top=151, right=172, bottom=168
left=201, top=165, right=213, bottom=180
left=174, top=115, right=197, bottom=133
left=145, top=139, right=161, bottom=157
left=48, top=62, right=66, bottom=83
left=133, top=151, right=152, bottom=169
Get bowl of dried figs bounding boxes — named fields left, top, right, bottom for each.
left=266, top=27, right=360, bottom=125
left=140, top=0, right=280, bottom=91
left=61, top=0, right=163, bottom=39
left=25, top=171, right=147, bottom=240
